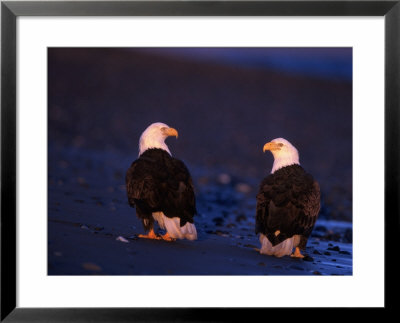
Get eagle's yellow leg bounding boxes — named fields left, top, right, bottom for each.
left=161, top=232, right=176, bottom=242
left=138, top=229, right=161, bottom=240
left=291, top=247, right=304, bottom=258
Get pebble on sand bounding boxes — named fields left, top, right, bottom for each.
left=57, top=160, right=69, bottom=169
left=116, top=236, right=129, bottom=243
left=303, top=255, right=314, bottom=262
left=235, top=214, right=247, bottom=222
left=217, top=173, right=231, bottom=185
left=82, top=262, right=102, bottom=272
left=235, top=183, right=252, bottom=194
left=77, top=177, right=87, bottom=186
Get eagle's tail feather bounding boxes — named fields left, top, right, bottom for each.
left=153, top=212, right=197, bottom=240
left=259, top=234, right=294, bottom=257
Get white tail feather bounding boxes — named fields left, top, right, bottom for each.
left=152, top=212, right=197, bottom=240
left=259, top=234, right=294, bottom=257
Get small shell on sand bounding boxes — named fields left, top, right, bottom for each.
left=116, top=236, right=129, bottom=243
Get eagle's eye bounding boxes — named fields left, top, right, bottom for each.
left=278, top=143, right=284, bottom=147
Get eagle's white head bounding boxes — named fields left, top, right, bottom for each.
left=263, top=138, right=300, bottom=173
left=138, top=122, right=178, bottom=156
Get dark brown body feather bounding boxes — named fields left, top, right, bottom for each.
left=125, top=148, right=197, bottom=231
left=256, top=164, right=320, bottom=250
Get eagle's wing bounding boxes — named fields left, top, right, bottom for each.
left=296, top=180, right=320, bottom=248
left=163, top=158, right=197, bottom=226
left=125, top=152, right=196, bottom=227
left=256, top=167, right=320, bottom=247
left=125, top=159, right=159, bottom=209
left=255, top=176, right=271, bottom=235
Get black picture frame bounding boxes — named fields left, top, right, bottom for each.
left=1, top=0, right=398, bottom=321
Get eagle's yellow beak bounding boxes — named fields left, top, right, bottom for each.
left=263, top=142, right=282, bottom=152
left=162, top=127, right=178, bottom=138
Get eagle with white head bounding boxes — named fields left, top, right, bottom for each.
left=126, top=122, right=197, bottom=241
left=256, top=138, right=320, bottom=258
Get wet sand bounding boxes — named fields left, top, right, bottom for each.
left=48, top=145, right=352, bottom=275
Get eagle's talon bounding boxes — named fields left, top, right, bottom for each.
left=138, top=229, right=161, bottom=240
left=290, top=247, right=304, bottom=258
left=161, top=232, right=176, bottom=242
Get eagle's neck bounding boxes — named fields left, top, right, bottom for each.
left=271, top=155, right=300, bottom=174
left=139, top=137, right=171, bottom=157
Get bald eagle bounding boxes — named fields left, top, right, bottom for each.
left=256, top=138, right=320, bottom=258
left=125, top=122, right=197, bottom=241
